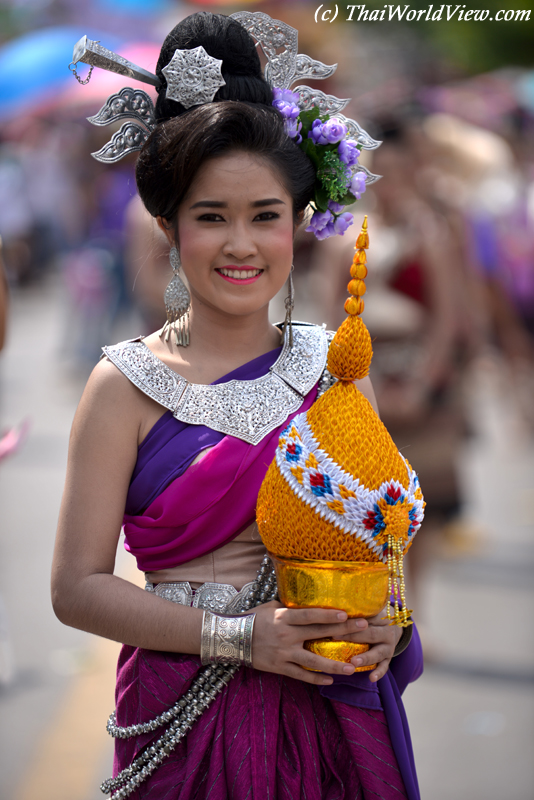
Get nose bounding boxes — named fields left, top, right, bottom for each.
left=222, top=220, right=258, bottom=261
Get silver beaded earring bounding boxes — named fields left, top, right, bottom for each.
left=282, top=264, right=295, bottom=348
left=160, top=246, right=191, bottom=347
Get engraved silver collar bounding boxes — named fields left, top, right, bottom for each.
left=102, top=322, right=328, bottom=446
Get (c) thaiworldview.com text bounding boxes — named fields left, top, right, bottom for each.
left=314, top=4, right=532, bottom=23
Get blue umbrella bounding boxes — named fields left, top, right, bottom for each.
left=0, top=26, right=123, bottom=119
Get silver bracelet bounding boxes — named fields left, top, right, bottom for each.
left=200, top=611, right=256, bottom=668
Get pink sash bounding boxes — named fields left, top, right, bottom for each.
left=122, top=386, right=317, bottom=572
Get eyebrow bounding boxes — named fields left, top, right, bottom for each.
left=189, top=198, right=286, bottom=210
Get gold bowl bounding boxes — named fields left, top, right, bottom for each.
left=270, top=553, right=389, bottom=669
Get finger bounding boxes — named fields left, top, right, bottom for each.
left=334, top=624, right=397, bottom=646
left=283, top=662, right=336, bottom=687
left=301, top=618, right=368, bottom=642
left=351, top=642, right=395, bottom=669
left=293, top=647, right=360, bottom=676
left=365, top=606, right=391, bottom=626
left=284, top=607, right=351, bottom=625
left=368, top=657, right=392, bottom=683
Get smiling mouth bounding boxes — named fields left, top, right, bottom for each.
left=217, top=268, right=263, bottom=280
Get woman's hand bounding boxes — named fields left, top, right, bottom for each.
left=252, top=600, right=369, bottom=686
left=332, top=605, right=403, bottom=682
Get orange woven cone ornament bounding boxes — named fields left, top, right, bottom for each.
left=257, top=217, right=425, bottom=637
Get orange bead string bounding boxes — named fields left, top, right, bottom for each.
left=344, top=215, right=369, bottom=317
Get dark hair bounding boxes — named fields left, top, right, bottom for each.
left=154, top=12, right=272, bottom=123
left=136, top=12, right=315, bottom=227
left=136, top=102, right=316, bottom=225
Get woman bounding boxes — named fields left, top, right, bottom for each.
left=52, top=13, right=422, bottom=800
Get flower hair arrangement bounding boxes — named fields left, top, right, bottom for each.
left=273, top=88, right=367, bottom=240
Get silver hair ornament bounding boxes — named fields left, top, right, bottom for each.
left=162, top=45, right=226, bottom=108
left=71, top=12, right=381, bottom=185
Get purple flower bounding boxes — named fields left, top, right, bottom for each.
left=273, top=99, right=300, bottom=120
left=350, top=171, right=367, bottom=199
left=338, top=139, right=360, bottom=166
left=284, top=117, right=303, bottom=144
left=305, top=208, right=353, bottom=240
left=308, top=119, right=328, bottom=145
left=333, top=212, right=354, bottom=235
left=322, top=118, right=348, bottom=144
left=272, top=87, right=300, bottom=105
left=305, top=209, right=334, bottom=236
left=314, top=222, right=337, bottom=240
left=327, top=200, right=344, bottom=214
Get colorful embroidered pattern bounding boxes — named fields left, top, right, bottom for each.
left=275, top=415, right=424, bottom=563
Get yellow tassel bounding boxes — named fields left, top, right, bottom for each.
left=386, top=536, right=413, bottom=628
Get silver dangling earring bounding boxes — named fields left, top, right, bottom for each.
left=160, top=246, right=191, bottom=347
left=282, top=264, right=295, bottom=348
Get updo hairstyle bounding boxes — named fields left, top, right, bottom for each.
left=154, top=12, right=272, bottom=123
left=135, top=12, right=316, bottom=228
left=136, top=103, right=316, bottom=226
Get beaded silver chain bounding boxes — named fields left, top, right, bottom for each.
left=100, top=555, right=278, bottom=798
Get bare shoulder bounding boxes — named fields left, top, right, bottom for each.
left=74, top=356, right=167, bottom=448
left=83, top=356, right=143, bottom=409
left=72, top=357, right=146, bottom=445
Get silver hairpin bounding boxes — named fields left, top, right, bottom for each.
left=162, top=45, right=226, bottom=108
left=72, top=36, right=160, bottom=87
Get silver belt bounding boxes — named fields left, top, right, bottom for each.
left=145, top=571, right=276, bottom=616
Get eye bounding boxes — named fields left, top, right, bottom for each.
left=197, top=213, right=225, bottom=222
left=254, top=211, right=281, bottom=222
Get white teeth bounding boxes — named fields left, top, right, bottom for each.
left=219, top=268, right=261, bottom=279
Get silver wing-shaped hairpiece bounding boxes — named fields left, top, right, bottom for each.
left=230, top=11, right=336, bottom=89
left=72, top=37, right=159, bottom=163
left=86, top=87, right=156, bottom=163
left=230, top=10, right=381, bottom=178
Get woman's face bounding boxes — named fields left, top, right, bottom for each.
left=169, top=151, right=296, bottom=320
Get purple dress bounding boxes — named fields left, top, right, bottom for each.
left=110, top=342, right=423, bottom=800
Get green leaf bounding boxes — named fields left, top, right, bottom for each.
left=315, top=183, right=329, bottom=213
left=301, top=138, right=320, bottom=168
left=339, top=191, right=358, bottom=205
left=300, top=107, right=321, bottom=128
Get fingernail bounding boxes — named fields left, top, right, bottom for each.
left=352, top=657, right=363, bottom=666
left=355, top=619, right=366, bottom=628
left=343, top=665, right=355, bottom=674
left=322, top=677, right=333, bottom=685
left=337, top=612, right=348, bottom=620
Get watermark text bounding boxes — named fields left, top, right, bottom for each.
left=314, top=4, right=532, bottom=23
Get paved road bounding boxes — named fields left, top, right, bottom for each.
left=1, top=275, right=533, bottom=800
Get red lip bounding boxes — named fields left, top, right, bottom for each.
left=216, top=266, right=263, bottom=286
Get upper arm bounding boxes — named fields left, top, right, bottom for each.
left=52, top=359, right=143, bottom=590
